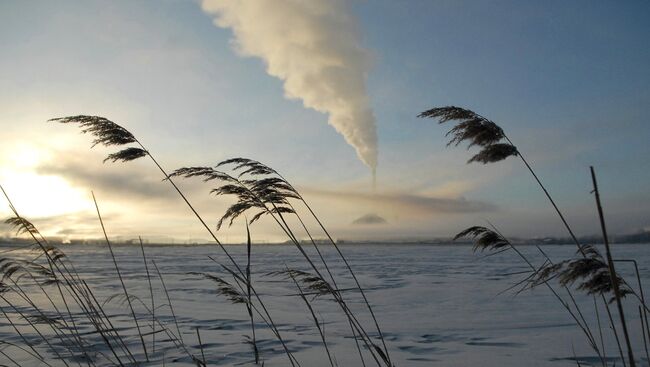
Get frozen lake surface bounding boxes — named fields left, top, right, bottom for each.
left=1, top=243, right=649, bottom=366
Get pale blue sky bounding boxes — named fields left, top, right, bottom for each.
left=1, top=0, right=649, bottom=242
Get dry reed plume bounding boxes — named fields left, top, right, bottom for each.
left=29, top=115, right=393, bottom=366
left=422, top=105, right=645, bottom=367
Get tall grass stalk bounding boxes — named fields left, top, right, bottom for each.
left=3, top=277, right=83, bottom=364
left=52, top=116, right=296, bottom=366
left=603, top=298, right=627, bottom=366
left=91, top=191, right=149, bottom=362
left=0, top=294, right=44, bottom=359
left=149, top=260, right=207, bottom=366
left=639, top=306, right=650, bottom=364
left=456, top=225, right=605, bottom=362
left=0, top=293, right=70, bottom=366
left=594, top=297, right=607, bottom=367
left=1, top=186, right=213, bottom=365
left=52, top=115, right=391, bottom=365
left=201, top=258, right=300, bottom=367
left=150, top=259, right=183, bottom=346
left=139, top=236, right=156, bottom=355
left=294, top=196, right=390, bottom=361
left=285, top=201, right=368, bottom=364
left=614, top=258, right=650, bottom=358
left=1, top=185, right=134, bottom=365
left=534, top=246, right=605, bottom=359
left=269, top=208, right=386, bottom=366
left=421, top=106, right=645, bottom=365
left=1, top=186, right=93, bottom=361
left=0, top=348, right=21, bottom=367
left=590, top=166, right=635, bottom=366
left=172, top=163, right=388, bottom=365
left=286, top=268, right=335, bottom=367
left=0, top=340, right=54, bottom=367
left=419, top=107, right=587, bottom=250
left=196, top=328, right=206, bottom=366
left=245, top=223, right=260, bottom=364
left=238, top=160, right=390, bottom=362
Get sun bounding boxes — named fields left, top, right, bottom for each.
left=0, top=144, right=92, bottom=219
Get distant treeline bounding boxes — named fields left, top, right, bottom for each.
left=2, top=231, right=650, bottom=247
left=539, top=231, right=650, bottom=245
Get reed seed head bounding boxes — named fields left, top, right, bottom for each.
left=418, top=106, right=518, bottom=164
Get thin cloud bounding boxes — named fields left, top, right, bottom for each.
left=352, top=213, right=387, bottom=225
left=302, top=187, right=497, bottom=215
left=12, top=147, right=498, bottom=241
left=35, top=152, right=174, bottom=201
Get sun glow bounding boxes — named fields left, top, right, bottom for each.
left=0, top=144, right=92, bottom=219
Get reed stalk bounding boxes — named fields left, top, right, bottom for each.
left=639, top=306, right=650, bottom=364
left=91, top=192, right=149, bottom=362
left=1, top=184, right=206, bottom=365
left=0, top=340, right=55, bottom=367
left=139, top=236, right=156, bottom=355
left=245, top=223, right=260, bottom=364
left=590, top=166, right=635, bottom=366
left=420, top=107, right=646, bottom=365
left=1, top=186, right=92, bottom=361
left=196, top=328, right=206, bottom=366
left=52, top=115, right=391, bottom=365
left=270, top=207, right=386, bottom=366
left=614, top=259, right=650, bottom=331
left=4, top=277, right=83, bottom=364
left=206, top=259, right=300, bottom=367
left=457, top=225, right=605, bottom=362
left=285, top=201, right=368, bottom=364
left=0, top=293, right=70, bottom=366
left=172, top=163, right=387, bottom=366
left=286, top=268, right=335, bottom=367
left=51, top=115, right=296, bottom=366
left=1, top=186, right=134, bottom=365
left=151, top=259, right=183, bottom=346
left=0, top=295, right=43, bottom=359
left=0, top=348, right=21, bottom=367
left=594, top=297, right=607, bottom=367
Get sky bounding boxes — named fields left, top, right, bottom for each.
left=1, top=0, right=649, bottom=243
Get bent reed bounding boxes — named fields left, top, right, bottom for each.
left=0, top=110, right=647, bottom=366
left=0, top=116, right=392, bottom=366
left=420, top=106, right=648, bottom=367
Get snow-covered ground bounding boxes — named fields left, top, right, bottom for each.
left=1, top=243, right=648, bottom=366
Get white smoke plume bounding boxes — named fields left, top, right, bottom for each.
left=201, top=0, right=378, bottom=171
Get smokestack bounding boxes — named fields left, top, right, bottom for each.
left=201, top=0, right=378, bottom=171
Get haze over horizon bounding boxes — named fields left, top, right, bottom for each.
left=1, top=1, right=650, bottom=243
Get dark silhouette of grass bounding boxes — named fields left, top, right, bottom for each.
left=138, top=236, right=156, bottom=356
left=245, top=222, right=260, bottom=364
left=421, top=105, right=645, bottom=366
left=172, top=163, right=389, bottom=366
left=91, top=191, right=149, bottom=361
left=2, top=108, right=643, bottom=366
left=151, top=259, right=184, bottom=348
left=273, top=267, right=335, bottom=367
left=454, top=225, right=609, bottom=361
left=591, top=166, right=636, bottom=366
left=196, top=327, right=206, bottom=366
left=1, top=184, right=137, bottom=366
left=48, top=114, right=392, bottom=365
left=52, top=115, right=299, bottom=366
left=419, top=106, right=585, bottom=254
left=0, top=185, right=208, bottom=366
